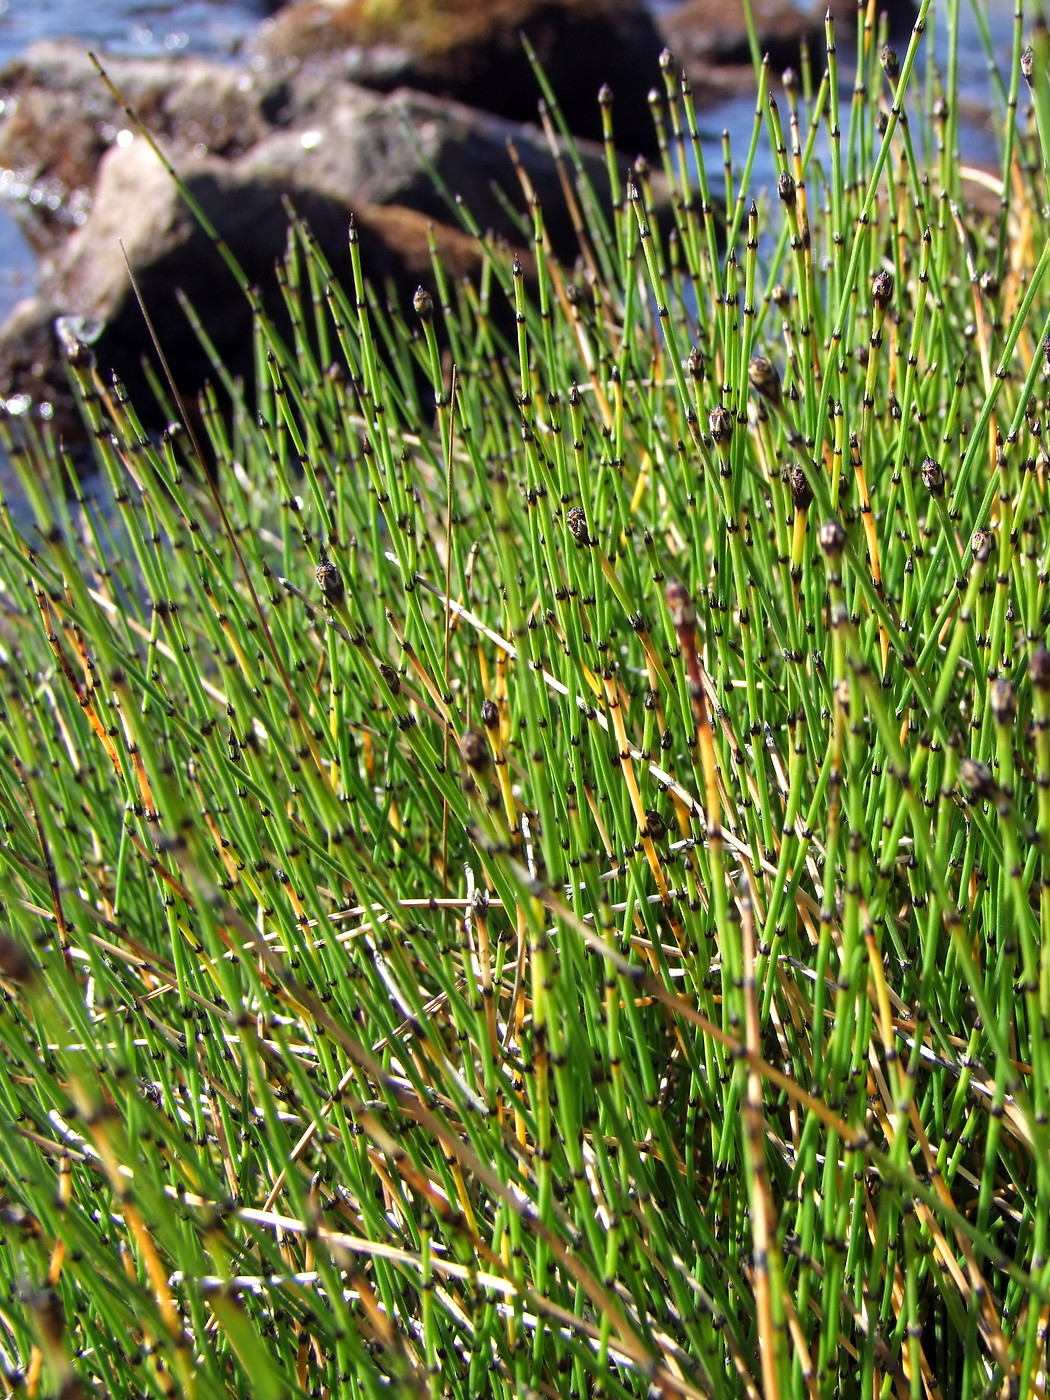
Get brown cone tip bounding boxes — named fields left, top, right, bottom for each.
left=316, top=557, right=345, bottom=606
left=1031, top=646, right=1050, bottom=690
left=990, top=678, right=1016, bottom=724
left=959, top=758, right=996, bottom=801
left=921, top=457, right=945, bottom=497
left=665, top=580, right=696, bottom=631
left=0, top=934, right=34, bottom=985
left=709, top=406, right=734, bottom=449
left=881, top=44, right=900, bottom=80
left=872, top=270, right=894, bottom=311
left=788, top=464, right=813, bottom=511
left=566, top=507, right=589, bottom=545
left=971, top=529, right=993, bottom=564
left=818, top=520, right=848, bottom=557
left=459, top=730, right=489, bottom=771
left=748, top=355, right=783, bottom=408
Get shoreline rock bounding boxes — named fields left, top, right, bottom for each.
left=0, top=44, right=619, bottom=438
left=0, top=0, right=919, bottom=444
left=0, top=44, right=280, bottom=251
left=253, top=0, right=665, bottom=157
left=657, top=0, right=919, bottom=96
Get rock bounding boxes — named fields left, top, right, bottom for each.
left=658, top=0, right=820, bottom=72
left=0, top=111, right=554, bottom=439
left=0, top=39, right=610, bottom=256
left=234, top=81, right=608, bottom=252
left=253, top=0, right=665, bottom=156
left=657, top=0, right=918, bottom=95
left=0, top=40, right=639, bottom=439
left=0, top=41, right=282, bottom=250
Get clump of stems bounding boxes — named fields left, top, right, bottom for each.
left=2, top=3, right=1050, bottom=1397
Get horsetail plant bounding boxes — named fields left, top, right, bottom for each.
left=3, top=2, right=1050, bottom=1397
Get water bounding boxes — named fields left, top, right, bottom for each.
left=0, top=0, right=1022, bottom=348
left=0, top=0, right=266, bottom=64
left=684, top=1, right=1018, bottom=204
left=0, top=0, right=268, bottom=324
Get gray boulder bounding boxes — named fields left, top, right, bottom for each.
left=0, top=41, right=281, bottom=249
left=0, top=47, right=619, bottom=436
left=252, top=0, right=665, bottom=157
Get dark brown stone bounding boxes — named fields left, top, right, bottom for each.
left=0, top=33, right=667, bottom=443
left=0, top=110, right=544, bottom=442
left=255, top=0, right=665, bottom=154
left=657, top=0, right=918, bottom=91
